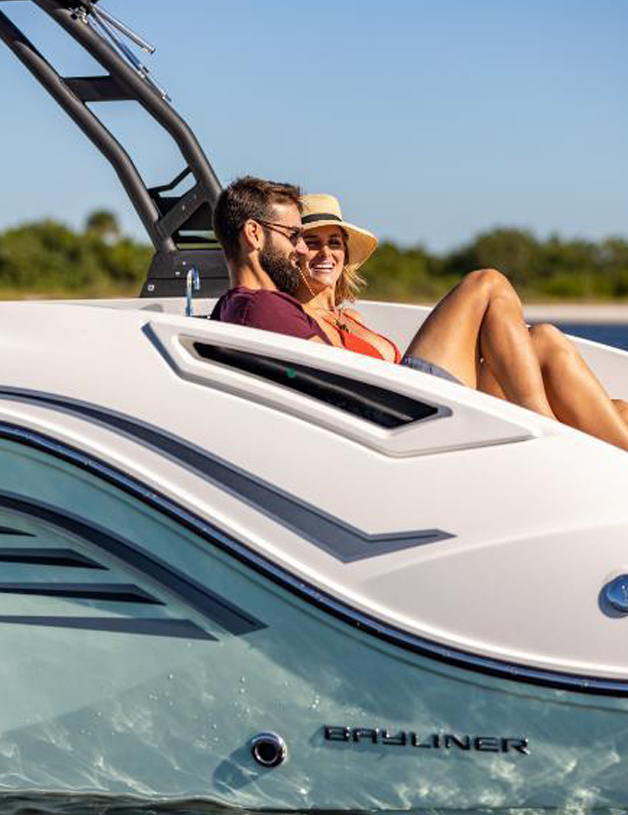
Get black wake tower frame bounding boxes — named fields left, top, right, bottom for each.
left=0, top=0, right=229, bottom=297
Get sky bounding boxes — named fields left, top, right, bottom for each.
left=1, top=0, right=627, bottom=252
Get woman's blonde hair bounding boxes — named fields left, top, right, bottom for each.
left=334, top=230, right=367, bottom=306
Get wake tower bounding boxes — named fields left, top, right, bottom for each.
left=0, top=0, right=229, bottom=297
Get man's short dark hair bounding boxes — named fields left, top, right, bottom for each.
left=213, top=176, right=302, bottom=263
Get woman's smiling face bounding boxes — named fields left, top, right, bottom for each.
left=302, top=225, right=346, bottom=293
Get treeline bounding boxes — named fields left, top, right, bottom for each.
left=1, top=212, right=628, bottom=301
left=362, top=228, right=628, bottom=302
left=0, top=211, right=151, bottom=297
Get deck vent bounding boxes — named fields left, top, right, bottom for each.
left=193, top=344, right=444, bottom=429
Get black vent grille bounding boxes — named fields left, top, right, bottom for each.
left=194, top=344, right=445, bottom=429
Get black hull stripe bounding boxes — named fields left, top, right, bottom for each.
left=0, top=526, right=34, bottom=537
left=0, top=548, right=105, bottom=569
left=0, top=615, right=215, bottom=639
left=0, top=583, right=163, bottom=604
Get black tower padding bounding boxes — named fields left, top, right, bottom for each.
left=0, top=0, right=229, bottom=297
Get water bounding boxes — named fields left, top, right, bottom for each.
left=3, top=795, right=627, bottom=815
left=0, top=795, right=235, bottom=814
left=554, top=322, right=628, bottom=352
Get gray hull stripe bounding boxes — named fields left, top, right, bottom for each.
left=0, top=390, right=454, bottom=562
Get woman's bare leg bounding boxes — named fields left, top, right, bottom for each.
left=612, top=399, right=628, bottom=429
left=479, top=325, right=628, bottom=449
left=477, top=361, right=507, bottom=400
left=529, top=324, right=628, bottom=451
left=405, top=269, right=555, bottom=418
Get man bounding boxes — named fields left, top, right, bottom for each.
left=211, top=175, right=329, bottom=344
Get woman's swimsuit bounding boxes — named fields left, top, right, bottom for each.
left=321, top=313, right=402, bottom=362
left=321, top=312, right=461, bottom=384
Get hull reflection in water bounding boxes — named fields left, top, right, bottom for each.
left=3, top=800, right=628, bottom=815
left=0, top=794, right=233, bottom=814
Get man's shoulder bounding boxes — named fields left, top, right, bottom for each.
left=240, top=288, right=302, bottom=310
left=212, top=286, right=303, bottom=322
left=211, top=286, right=329, bottom=343
left=211, top=286, right=310, bottom=326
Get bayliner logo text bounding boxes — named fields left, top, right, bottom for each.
left=324, top=726, right=530, bottom=755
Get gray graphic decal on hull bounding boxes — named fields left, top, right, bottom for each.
left=0, top=492, right=265, bottom=637
left=0, top=390, right=454, bottom=562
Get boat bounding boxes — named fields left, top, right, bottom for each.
left=1, top=1, right=628, bottom=811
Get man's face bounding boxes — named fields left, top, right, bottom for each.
left=258, top=203, right=308, bottom=296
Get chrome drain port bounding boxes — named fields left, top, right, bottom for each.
left=250, top=732, right=287, bottom=767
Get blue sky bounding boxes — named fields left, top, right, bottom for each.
left=1, top=0, right=627, bottom=251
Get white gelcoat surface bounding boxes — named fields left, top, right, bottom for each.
left=0, top=299, right=626, bottom=680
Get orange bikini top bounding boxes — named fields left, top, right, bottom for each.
left=321, top=313, right=402, bottom=363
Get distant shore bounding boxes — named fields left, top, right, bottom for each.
left=4, top=293, right=628, bottom=324
left=381, top=299, right=628, bottom=325
left=523, top=304, right=628, bottom=324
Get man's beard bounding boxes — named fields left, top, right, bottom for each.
left=259, top=244, right=300, bottom=296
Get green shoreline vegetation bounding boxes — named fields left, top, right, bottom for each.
left=2, top=210, right=628, bottom=302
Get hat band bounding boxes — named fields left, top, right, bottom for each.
left=301, top=213, right=342, bottom=224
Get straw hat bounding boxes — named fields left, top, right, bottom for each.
left=300, top=193, right=378, bottom=274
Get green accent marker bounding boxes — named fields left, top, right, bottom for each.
left=285, top=368, right=297, bottom=379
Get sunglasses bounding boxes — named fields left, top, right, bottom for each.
left=256, top=219, right=304, bottom=246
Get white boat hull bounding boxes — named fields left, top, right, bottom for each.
left=0, top=299, right=623, bottom=809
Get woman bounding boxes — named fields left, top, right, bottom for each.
left=296, top=193, right=628, bottom=451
